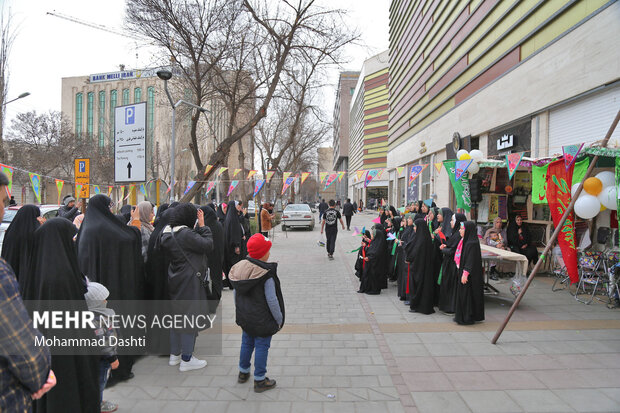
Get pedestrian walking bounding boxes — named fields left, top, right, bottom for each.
left=342, top=198, right=355, bottom=230
left=320, top=200, right=345, bottom=260
left=260, top=203, right=274, bottom=237
left=229, top=233, right=285, bottom=393
left=223, top=200, right=244, bottom=289
left=318, top=199, right=328, bottom=221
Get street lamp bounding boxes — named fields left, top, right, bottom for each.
left=2, top=92, right=30, bottom=107
left=157, top=70, right=210, bottom=201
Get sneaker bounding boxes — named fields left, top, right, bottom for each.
left=101, top=401, right=118, bottom=413
left=254, top=377, right=277, bottom=393
left=179, top=356, right=207, bottom=372
left=238, top=372, right=250, bottom=383
left=169, top=354, right=181, bottom=366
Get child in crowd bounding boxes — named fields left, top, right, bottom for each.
left=229, top=234, right=285, bottom=393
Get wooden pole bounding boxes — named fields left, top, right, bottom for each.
left=491, top=109, right=620, bottom=344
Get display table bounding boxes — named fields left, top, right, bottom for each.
left=480, top=243, right=529, bottom=295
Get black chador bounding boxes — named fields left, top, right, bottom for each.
left=387, top=217, right=403, bottom=282
left=454, top=221, right=485, bottom=325
left=438, top=213, right=466, bottom=314
left=223, top=200, right=243, bottom=288
left=405, top=218, right=435, bottom=314
left=1, top=204, right=41, bottom=282
left=362, top=224, right=387, bottom=295
left=397, top=216, right=415, bottom=300
left=201, top=205, right=224, bottom=312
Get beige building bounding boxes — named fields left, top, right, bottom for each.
left=317, top=146, right=336, bottom=202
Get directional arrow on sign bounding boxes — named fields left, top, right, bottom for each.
left=127, top=162, right=132, bottom=179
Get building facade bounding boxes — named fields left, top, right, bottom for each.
left=388, top=0, right=620, bottom=208
left=332, top=71, right=360, bottom=202
left=348, top=50, right=390, bottom=208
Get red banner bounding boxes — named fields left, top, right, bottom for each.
left=546, top=158, right=578, bottom=284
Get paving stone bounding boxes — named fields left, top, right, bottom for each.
left=411, top=391, right=471, bottom=413
left=507, top=390, right=575, bottom=412
left=459, top=390, right=523, bottom=412
left=553, top=389, right=619, bottom=412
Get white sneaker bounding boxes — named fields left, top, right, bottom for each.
left=179, top=356, right=207, bottom=372
left=169, top=354, right=181, bottom=366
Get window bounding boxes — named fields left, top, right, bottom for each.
left=134, top=87, right=142, bottom=103
left=147, top=87, right=155, bottom=168
left=109, top=90, right=117, bottom=146
left=350, top=87, right=355, bottom=95
left=75, top=93, right=83, bottom=138
left=98, top=91, right=106, bottom=148
left=86, top=92, right=94, bottom=139
left=122, top=88, right=130, bottom=105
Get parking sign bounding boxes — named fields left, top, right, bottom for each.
left=74, top=158, right=90, bottom=198
left=114, top=102, right=147, bottom=183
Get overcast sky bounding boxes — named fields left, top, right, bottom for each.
left=3, top=0, right=389, bottom=133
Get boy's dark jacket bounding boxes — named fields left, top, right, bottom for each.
left=229, top=257, right=285, bottom=337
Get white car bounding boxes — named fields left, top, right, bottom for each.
left=281, top=204, right=315, bottom=231
left=247, top=200, right=256, bottom=218
left=0, top=205, right=60, bottom=250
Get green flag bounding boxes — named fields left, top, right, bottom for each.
left=572, top=157, right=589, bottom=185
left=616, top=155, right=620, bottom=212
left=444, top=160, right=471, bottom=211
left=532, top=164, right=549, bottom=204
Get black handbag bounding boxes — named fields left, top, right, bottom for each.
left=170, top=228, right=211, bottom=293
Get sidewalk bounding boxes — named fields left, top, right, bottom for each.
left=107, top=211, right=620, bottom=413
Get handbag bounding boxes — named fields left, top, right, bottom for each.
left=170, top=228, right=211, bottom=293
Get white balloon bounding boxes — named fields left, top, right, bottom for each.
left=469, top=149, right=484, bottom=162
left=598, top=186, right=618, bottom=210
left=467, top=162, right=480, bottom=174
left=571, top=183, right=582, bottom=198
left=456, top=149, right=468, bottom=160
left=574, top=194, right=601, bottom=219
left=595, top=171, right=615, bottom=188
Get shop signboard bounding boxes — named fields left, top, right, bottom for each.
left=488, top=120, right=531, bottom=157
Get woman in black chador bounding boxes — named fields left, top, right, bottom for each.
left=397, top=214, right=415, bottom=301
left=21, top=218, right=100, bottom=413
left=361, top=224, right=388, bottom=295
left=438, top=213, right=466, bottom=314
left=355, top=230, right=371, bottom=288
left=454, top=221, right=485, bottom=325
left=223, top=200, right=243, bottom=288
left=387, top=216, right=403, bottom=282
left=200, top=205, right=224, bottom=312
left=405, top=218, right=435, bottom=314
left=1, top=204, right=41, bottom=282
left=507, top=214, right=538, bottom=266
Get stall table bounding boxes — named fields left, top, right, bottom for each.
left=480, top=243, right=529, bottom=295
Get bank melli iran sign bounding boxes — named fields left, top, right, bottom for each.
left=115, top=102, right=146, bottom=183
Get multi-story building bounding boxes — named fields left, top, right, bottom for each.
left=332, top=71, right=360, bottom=202
left=388, top=0, right=620, bottom=209
left=317, top=147, right=337, bottom=202
left=348, top=51, right=390, bottom=208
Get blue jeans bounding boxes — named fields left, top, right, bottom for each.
left=239, top=331, right=272, bottom=381
left=99, top=359, right=111, bottom=404
left=170, top=330, right=196, bottom=361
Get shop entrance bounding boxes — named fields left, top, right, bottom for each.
left=366, top=187, right=388, bottom=210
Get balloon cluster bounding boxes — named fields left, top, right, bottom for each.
left=456, top=149, right=484, bottom=175
left=573, top=171, right=617, bottom=219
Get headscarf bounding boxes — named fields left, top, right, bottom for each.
left=456, top=221, right=479, bottom=268
left=439, top=208, right=454, bottom=238
left=389, top=206, right=398, bottom=217
left=216, top=202, right=227, bottom=223
left=1, top=204, right=41, bottom=281
left=366, top=223, right=387, bottom=259
left=119, top=204, right=132, bottom=224
left=154, top=203, right=169, bottom=226
left=447, top=213, right=467, bottom=249
left=200, top=205, right=224, bottom=303
left=223, top=200, right=243, bottom=253
left=137, top=201, right=154, bottom=232
left=169, top=203, right=197, bottom=228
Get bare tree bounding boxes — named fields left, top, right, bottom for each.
left=0, top=7, right=15, bottom=158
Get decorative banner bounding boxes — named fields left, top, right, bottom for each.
left=266, top=170, right=275, bottom=182
left=205, top=181, right=216, bottom=196
left=505, top=152, right=524, bottom=179
left=546, top=158, right=578, bottom=284
left=184, top=181, right=196, bottom=195
left=319, top=172, right=328, bottom=183
left=139, top=183, right=147, bottom=197
left=337, top=171, right=346, bottom=182
left=364, top=170, right=379, bottom=188
left=282, top=172, right=292, bottom=182
left=217, top=167, right=228, bottom=177
left=281, top=177, right=295, bottom=195
left=300, top=172, right=311, bottom=184
left=93, top=185, right=101, bottom=195
left=55, top=179, right=64, bottom=205
left=563, top=143, right=584, bottom=171
left=232, top=168, right=242, bottom=178
left=227, top=180, right=239, bottom=197
left=125, top=184, right=135, bottom=201
left=376, top=169, right=385, bottom=180
left=455, top=159, right=472, bottom=181
left=372, top=216, right=381, bottom=224
left=76, top=183, right=84, bottom=199
left=408, top=164, right=427, bottom=186
left=356, top=170, right=365, bottom=181
left=204, top=164, right=214, bottom=176
left=444, top=160, right=471, bottom=212
left=119, top=186, right=125, bottom=200
left=108, top=186, right=114, bottom=197
left=386, top=232, right=396, bottom=241
left=532, top=164, right=549, bottom=205
left=572, top=157, right=590, bottom=185
left=247, top=170, right=257, bottom=180
left=324, top=173, right=338, bottom=190
left=253, top=179, right=266, bottom=198
left=0, top=164, right=13, bottom=197
left=27, top=173, right=41, bottom=203
left=396, top=166, right=405, bottom=177
left=423, top=199, right=433, bottom=207
left=434, top=163, right=443, bottom=173
left=617, top=155, right=620, bottom=213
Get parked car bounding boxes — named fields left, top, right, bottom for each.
left=0, top=204, right=60, bottom=250
left=281, top=203, right=314, bottom=231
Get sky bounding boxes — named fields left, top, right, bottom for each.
left=2, top=0, right=390, bottom=135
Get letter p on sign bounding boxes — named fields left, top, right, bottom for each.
left=125, top=106, right=135, bottom=125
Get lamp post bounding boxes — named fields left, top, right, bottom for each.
left=157, top=70, right=210, bottom=202
left=1, top=92, right=31, bottom=158
left=2, top=92, right=31, bottom=107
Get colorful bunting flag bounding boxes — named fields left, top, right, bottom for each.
left=27, top=173, right=41, bottom=203
left=300, top=172, right=311, bottom=184
left=232, top=168, right=242, bottom=178
left=281, top=177, right=295, bottom=195
left=282, top=172, right=292, bottom=182
left=396, top=166, right=405, bottom=177
left=562, top=143, right=584, bottom=171
left=319, top=172, right=328, bottom=183
left=139, top=183, right=147, bottom=197
left=434, top=162, right=443, bottom=173
left=408, top=164, right=428, bottom=186
left=423, top=199, right=433, bottom=207
left=0, top=164, right=13, bottom=197
left=266, top=170, right=275, bottom=182
left=247, top=170, right=257, bottom=180
left=253, top=179, right=266, bottom=198
left=217, top=167, right=228, bottom=177
left=108, top=186, right=114, bottom=197
left=505, top=152, right=524, bottom=179
left=365, top=170, right=379, bottom=188
left=227, top=180, right=239, bottom=197
left=324, top=173, right=338, bottom=190
left=204, top=164, right=214, bottom=176
left=386, top=232, right=396, bottom=241
left=184, top=181, right=196, bottom=195
left=376, top=169, right=385, bottom=180
left=444, top=160, right=471, bottom=212
left=205, top=181, right=216, bottom=196
left=75, top=183, right=84, bottom=198
left=125, top=185, right=135, bottom=201
left=372, top=216, right=381, bottom=224
left=455, top=159, right=472, bottom=181
left=93, top=185, right=101, bottom=195
left=337, top=171, right=346, bottom=182
left=351, top=227, right=360, bottom=236
left=119, top=186, right=125, bottom=200
left=55, top=179, right=64, bottom=205
left=356, top=170, right=365, bottom=181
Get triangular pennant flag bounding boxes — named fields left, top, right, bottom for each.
left=205, top=181, right=216, bottom=196
left=282, top=172, right=292, bottom=182
left=139, top=183, right=147, bottom=197
left=232, top=168, right=242, bottom=178
left=356, top=170, right=365, bottom=181
left=281, top=176, right=295, bottom=195
left=227, top=180, right=239, bottom=197
left=125, top=184, right=135, bottom=201
left=184, top=181, right=196, bottom=195
left=0, top=164, right=14, bottom=197
left=108, top=186, right=114, bottom=197
left=300, top=172, right=311, bottom=184
left=365, top=170, right=379, bottom=188
left=337, top=171, right=346, bottom=182
left=204, top=164, right=214, bottom=176
left=319, top=172, right=328, bottom=183
left=376, top=169, right=385, bottom=180
left=217, top=167, right=228, bottom=177
left=505, top=152, right=524, bottom=179
left=424, top=198, right=433, bottom=207
left=562, top=143, right=584, bottom=171
left=75, top=183, right=84, bottom=199
left=324, top=173, right=338, bottom=190
left=55, top=179, right=64, bottom=205
left=247, top=170, right=257, bottom=180
left=386, top=232, right=396, bottom=241
left=93, top=185, right=101, bottom=195
left=455, top=159, right=472, bottom=181
left=28, top=173, right=42, bottom=203
left=408, top=164, right=428, bottom=186
left=253, top=179, right=266, bottom=198
left=266, top=170, right=275, bottom=182
left=434, top=162, right=443, bottom=173
left=396, top=166, right=405, bottom=177
left=351, top=227, right=360, bottom=236
left=119, top=186, right=125, bottom=200
left=372, top=216, right=381, bottom=224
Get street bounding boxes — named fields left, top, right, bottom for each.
left=107, top=211, right=620, bottom=413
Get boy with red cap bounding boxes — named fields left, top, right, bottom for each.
left=229, top=233, right=285, bottom=393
